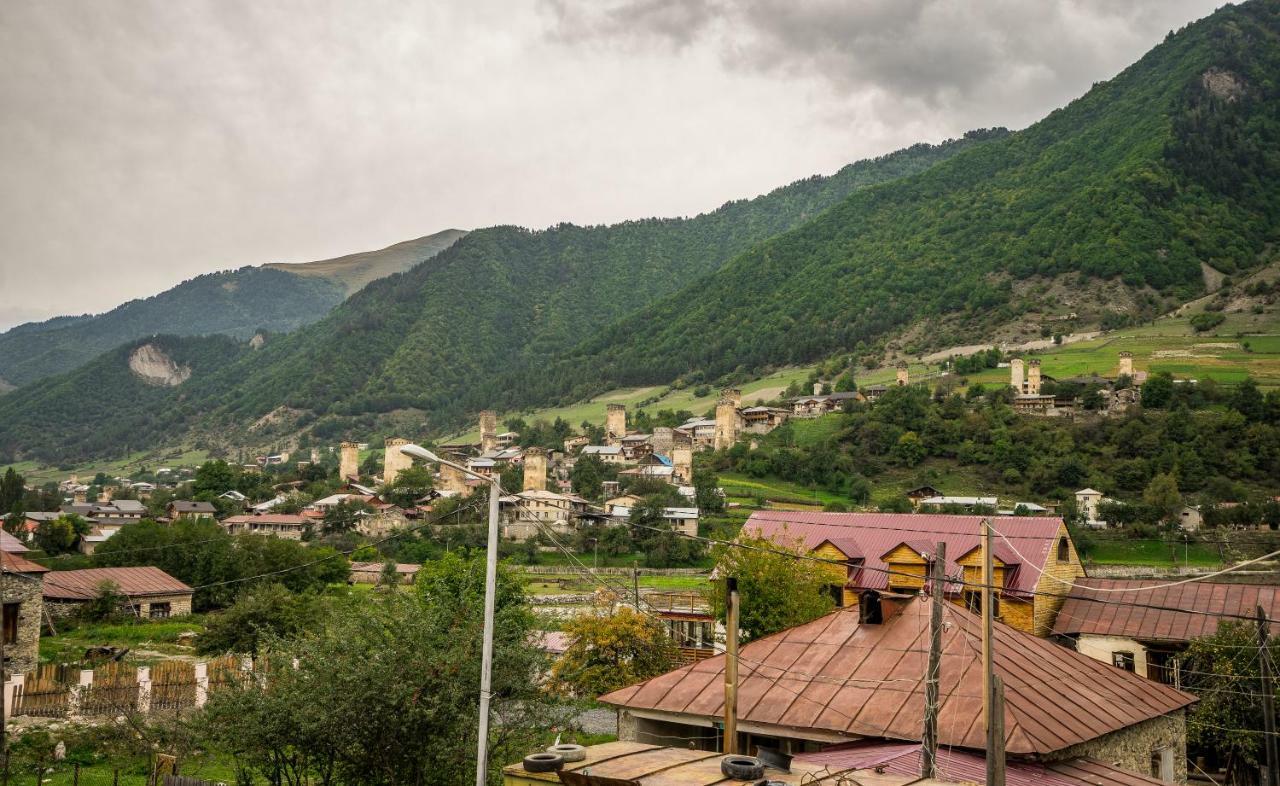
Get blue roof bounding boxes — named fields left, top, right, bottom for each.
left=654, top=454, right=673, bottom=466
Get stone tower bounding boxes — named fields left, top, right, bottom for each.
left=1010, top=358, right=1025, bottom=394
left=606, top=404, right=627, bottom=446
left=1118, top=351, right=1134, bottom=378
left=713, top=388, right=741, bottom=451
left=440, top=462, right=468, bottom=495
left=479, top=410, right=498, bottom=453
left=672, top=445, right=693, bottom=485
left=383, top=437, right=412, bottom=487
left=523, top=448, right=547, bottom=492
left=651, top=427, right=674, bottom=458
left=339, top=442, right=360, bottom=481
left=1027, top=359, right=1042, bottom=396
left=895, top=362, right=909, bottom=386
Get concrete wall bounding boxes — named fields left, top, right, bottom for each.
left=1, top=572, right=43, bottom=675
left=1052, top=712, right=1186, bottom=784
left=1073, top=634, right=1152, bottom=678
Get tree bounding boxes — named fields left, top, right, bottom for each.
left=1182, top=620, right=1279, bottom=782
left=1230, top=378, right=1265, bottom=422
left=1141, top=372, right=1175, bottom=408
left=692, top=466, right=725, bottom=513
left=322, top=498, right=373, bottom=535
left=570, top=454, right=610, bottom=500
left=34, top=513, right=90, bottom=555
left=379, top=560, right=401, bottom=590
left=891, top=431, right=926, bottom=467
left=198, top=552, right=571, bottom=786
left=193, top=460, right=238, bottom=498
left=1142, top=472, right=1182, bottom=524
left=380, top=465, right=434, bottom=508
left=0, top=467, right=24, bottom=514
left=196, top=585, right=323, bottom=656
left=709, top=534, right=835, bottom=642
left=549, top=607, right=678, bottom=698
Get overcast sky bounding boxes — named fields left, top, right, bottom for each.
left=0, top=0, right=1224, bottom=329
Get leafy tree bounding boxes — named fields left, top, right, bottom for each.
left=34, top=514, right=90, bottom=555
left=570, top=454, right=611, bottom=500
left=692, top=467, right=725, bottom=513
left=379, top=560, right=401, bottom=590
left=380, top=465, right=434, bottom=508
left=193, top=460, right=238, bottom=498
left=709, top=534, right=835, bottom=642
left=549, top=607, right=678, bottom=698
left=1142, top=372, right=1176, bottom=409
left=0, top=467, right=24, bottom=515
left=196, top=585, right=324, bottom=656
left=200, top=553, right=569, bottom=786
left=322, top=499, right=374, bottom=535
left=1142, top=472, right=1182, bottom=523
left=1230, top=378, right=1265, bottom=422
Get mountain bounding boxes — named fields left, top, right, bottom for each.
left=264, top=229, right=468, bottom=296
left=5, top=0, right=1279, bottom=464
left=0, top=132, right=985, bottom=463
left=0, top=229, right=467, bottom=388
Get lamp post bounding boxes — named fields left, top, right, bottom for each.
left=401, top=444, right=502, bottom=786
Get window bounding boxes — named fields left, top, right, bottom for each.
left=149, top=602, right=172, bottom=620
left=963, top=592, right=999, bottom=617
left=1057, top=536, right=1070, bottom=562
left=1113, top=651, right=1136, bottom=672
left=1150, top=748, right=1173, bottom=781
left=2, top=603, right=18, bottom=646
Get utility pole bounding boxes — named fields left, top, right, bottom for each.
left=1259, top=606, right=1278, bottom=786
left=989, top=675, right=1006, bottom=786
left=922, top=542, right=946, bottom=778
left=724, top=577, right=740, bottom=755
left=981, top=518, right=993, bottom=737
left=633, top=567, right=640, bottom=612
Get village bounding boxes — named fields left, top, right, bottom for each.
left=0, top=347, right=1277, bottom=786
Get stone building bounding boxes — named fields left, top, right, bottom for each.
left=43, top=566, right=193, bottom=620
left=671, top=446, right=693, bottom=485
left=712, top=388, right=741, bottom=450
left=1, top=534, right=48, bottom=676
left=479, top=410, right=499, bottom=452
left=339, top=441, right=360, bottom=482
left=523, top=447, right=547, bottom=492
left=382, top=437, right=413, bottom=487
left=605, top=404, right=627, bottom=446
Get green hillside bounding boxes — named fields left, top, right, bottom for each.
left=0, top=266, right=343, bottom=388
left=265, top=228, right=468, bottom=295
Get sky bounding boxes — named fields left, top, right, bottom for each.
left=0, top=0, right=1224, bottom=330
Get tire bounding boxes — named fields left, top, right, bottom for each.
left=524, top=753, right=565, bottom=773
left=720, top=756, right=765, bottom=780
left=547, top=744, right=587, bottom=763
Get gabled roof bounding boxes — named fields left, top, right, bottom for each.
left=743, top=512, right=1064, bottom=596
left=599, top=598, right=1193, bottom=755
left=44, top=567, right=191, bottom=600
left=168, top=500, right=216, bottom=513
left=222, top=514, right=309, bottom=525
left=2, top=551, right=49, bottom=574
left=1053, top=579, right=1280, bottom=643
left=1, top=530, right=31, bottom=552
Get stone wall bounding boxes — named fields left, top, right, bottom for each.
left=383, top=437, right=412, bottom=486
left=1, top=572, right=43, bottom=675
left=1051, top=712, right=1187, bottom=784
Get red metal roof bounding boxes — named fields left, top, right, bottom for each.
left=599, top=597, right=1193, bottom=755
left=2, top=551, right=49, bottom=574
left=743, top=512, right=1065, bottom=596
left=222, top=514, right=309, bottom=525
left=0, top=530, right=29, bottom=553
left=796, top=741, right=1170, bottom=786
left=1053, top=578, right=1280, bottom=643
left=43, top=567, right=192, bottom=600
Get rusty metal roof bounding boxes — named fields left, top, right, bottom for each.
left=1053, top=578, right=1280, bottom=643
left=2, top=551, right=49, bottom=574
left=599, top=597, right=1193, bottom=755
left=0, top=530, right=29, bottom=553
left=742, top=512, right=1065, bottom=596
left=796, top=741, right=1170, bottom=786
left=43, top=566, right=192, bottom=600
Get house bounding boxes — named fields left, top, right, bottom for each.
left=579, top=445, right=626, bottom=464
left=166, top=500, right=217, bottom=521
left=1076, top=488, right=1105, bottom=527
left=43, top=566, right=193, bottom=619
left=904, top=485, right=942, bottom=506
left=609, top=506, right=699, bottom=538
left=789, top=392, right=861, bottom=417
left=600, top=595, right=1194, bottom=782
left=355, top=505, right=410, bottom=538
left=348, top=562, right=420, bottom=585
left=1177, top=506, right=1202, bottom=532
left=78, top=525, right=123, bottom=555
left=620, top=434, right=654, bottom=461
left=562, top=435, right=590, bottom=453
left=916, top=495, right=997, bottom=512
left=499, top=489, right=593, bottom=541
left=740, top=406, right=790, bottom=434
left=221, top=513, right=309, bottom=540
left=604, top=494, right=645, bottom=513
left=675, top=417, right=717, bottom=449
left=742, top=511, right=1086, bottom=636
left=1, top=531, right=49, bottom=674
left=1052, top=579, right=1280, bottom=686
left=251, top=495, right=287, bottom=513
left=218, top=490, right=247, bottom=502
left=645, top=591, right=718, bottom=664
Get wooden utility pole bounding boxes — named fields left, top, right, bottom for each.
left=988, top=674, right=1006, bottom=786
left=922, top=542, right=946, bottom=778
left=724, top=577, right=740, bottom=755
left=981, top=518, right=993, bottom=736
left=1259, top=606, right=1278, bottom=786
left=633, top=567, right=640, bottom=611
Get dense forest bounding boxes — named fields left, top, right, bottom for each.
left=0, top=267, right=343, bottom=387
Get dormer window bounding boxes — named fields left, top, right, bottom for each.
left=1057, top=536, right=1070, bottom=562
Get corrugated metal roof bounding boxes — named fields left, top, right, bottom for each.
left=796, top=741, right=1170, bottom=786
left=222, top=514, right=309, bottom=525
left=43, top=567, right=192, bottom=600
left=1053, top=579, right=1280, bottom=643
left=599, top=598, right=1193, bottom=755
left=2, top=551, right=49, bottom=574
left=743, top=512, right=1064, bottom=596
left=1, top=530, right=30, bottom=553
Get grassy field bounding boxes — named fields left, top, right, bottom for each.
left=39, top=617, right=206, bottom=665
left=1084, top=539, right=1224, bottom=567
left=12, top=447, right=211, bottom=486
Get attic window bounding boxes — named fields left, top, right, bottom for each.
left=1057, top=536, right=1070, bottom=562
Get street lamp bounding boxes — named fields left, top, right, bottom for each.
left=401, top=443, right=503, bottom=786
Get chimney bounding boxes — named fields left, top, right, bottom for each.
left=383, top=437, right=412, bottom=486
left=1118, top=351, right=1133, bottom=378
left=1027, top=359, right=1042, bottom=395
left=339, top=442, right=360, bottom=481
left=896, top=362, right=909, bottom=386
left=651, top=427, right=674, bottom=458
left=523, top=448, right=547, bottom=492
left=479, top=410, right=498, bottom=453
left=714, top=389, right=740, bottom=451
left=606, top=404, right=627, bottom=446
left=672, top=446, right=693, bottom=484
left=1010, top=358, right=1024, bottom=394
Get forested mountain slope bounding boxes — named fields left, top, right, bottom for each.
left=0, top=267, right=340, bottom=388
left=507, top=0, right=1280, bottom=405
